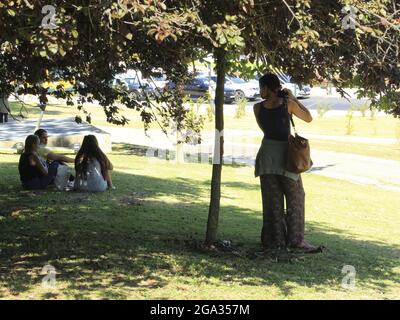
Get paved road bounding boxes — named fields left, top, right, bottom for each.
left=214, top=96, right=374, bottom=117
left=100, top=127, right=400, bottom=192
left=215, top=129, right=398, bottom=145
left=221, top=142, right=400, bottom=192
left=246, top=96, right=369, bottom=111
left=0, top=118, right=112, bottom=151
left=0, top=118, right=108, bottom=142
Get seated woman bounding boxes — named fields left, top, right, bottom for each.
left=74, top=135, right=114, bottom=192
left=18, top=135, right=57, bottom=190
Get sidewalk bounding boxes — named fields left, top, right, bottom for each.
left=0, top=118, right=112, bottom=151
left=221, top=129, right=398, bottom=145
left=310, top=87, right=359, bottom=99
left=102, top=127, right=398, bottom=146
left=99, top=126, right=400, bottom=192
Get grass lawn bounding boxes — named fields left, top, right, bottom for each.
left=309, top=140, right=400, bottom=161
left=0, top=152, right=399, bottom=300
left=234, top=136, right=400, bottom=162
left=213, top=113, right=400, bottom=139
left=9, top=101, right=148, bottom=129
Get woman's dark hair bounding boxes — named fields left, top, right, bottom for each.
left=34, top=129, right=47, bottom=139
left=24, top=135, right=39, bottom=153
left=75, top=135, right=110, bottom=180
left=259, top=73, right=288, bottom=98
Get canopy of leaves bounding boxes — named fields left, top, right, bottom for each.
left=241, top=0, right=400, bottom=117
left=1, top=0, right=399, bottom=122
left=0, top=0, right=212, bottom=137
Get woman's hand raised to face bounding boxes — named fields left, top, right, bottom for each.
left=282, top=88, right=296, bottom=101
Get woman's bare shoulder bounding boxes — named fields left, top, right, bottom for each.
left=28, top=153, right=39, bottom=161
left=286, top=98, right=298, bottom=113
left=253, top=101, right=263, bottom=112
left=28, top=153, right=39, bottom=165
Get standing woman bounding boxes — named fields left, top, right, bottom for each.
left=254, top=73, right=320, bottom=253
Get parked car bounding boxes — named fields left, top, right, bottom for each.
left=125, top=78, right=154, bottom=100
left=113, top=75, right=153, bottom=101
left=166, top=76, right=236, bottom=104
left=276, top=74, right=311, bottom=98
left=210, top=76, right=260, bottom=101
left=227, top=76, right=260, bottom=101
left=253, top=73, right=311, bottom=98
left=42, top=70, right=75, bottom=93
left=149, top=73, right=168, bottom=93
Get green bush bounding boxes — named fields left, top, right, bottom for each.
left=316, top=103, right=331, bottom=118
left=234, top=97, right=247, bottom=119
left=206, top=104, right=214, bottom=122
left=396, top=123, right=400, bottom=145
left=195, top=96, right=207, bottom=113
left=370, top=107, right=377, bottom=120
left=357, top=103, right=370, bottom=117
left=345, top=108, right=355, bottom=135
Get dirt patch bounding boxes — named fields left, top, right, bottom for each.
left=0, top=206, right=29, bottom=217
left=119, top=191, right=152, bottom=207
left=186, top=239, right=322, bottom=263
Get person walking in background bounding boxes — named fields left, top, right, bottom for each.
left=18, top=135, right=57, bottom=190
left=0, top=95, right=10, bottom=123
left=253, top=73, right=321, bottom=253
left=74, top=135, right=114, bottom=192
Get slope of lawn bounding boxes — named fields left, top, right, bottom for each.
left=0, top=152, right=399, bottom=299
left=10, top=101, right=400, bottom=139
left=234, top=136, right=400, bottom=162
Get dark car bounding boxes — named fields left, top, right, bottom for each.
left=112, top=76, right=154, bottom=101
left=166, top=76, right=236, bottom=104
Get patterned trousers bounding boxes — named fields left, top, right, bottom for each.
left=260, top=174, right=305, bottom=249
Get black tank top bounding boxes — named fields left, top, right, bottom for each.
left=259, top=102, right=291, bottom=141
left=18, top=152, right=43, bottom=182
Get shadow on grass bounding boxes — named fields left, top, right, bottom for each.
left=112, top=143, right=254, bottom=168
left=0, top=161, right=399, bottom=299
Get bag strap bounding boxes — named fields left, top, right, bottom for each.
left=284, top=97, right=298, bottom=135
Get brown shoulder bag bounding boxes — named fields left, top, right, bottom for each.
left=286, top=99, right=313, bottom=174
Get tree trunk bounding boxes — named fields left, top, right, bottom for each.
left=176, top=140, right=185, bottom=164
left=205, top=49, right=226, bottom=246
left=175, top=80, right=185, bottom=164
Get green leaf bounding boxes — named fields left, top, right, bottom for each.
left=58, top=46, right=66, bottom=56
left=47, top=43, right=59, bottom=55
left=71, top=30, right=79, bottom=39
